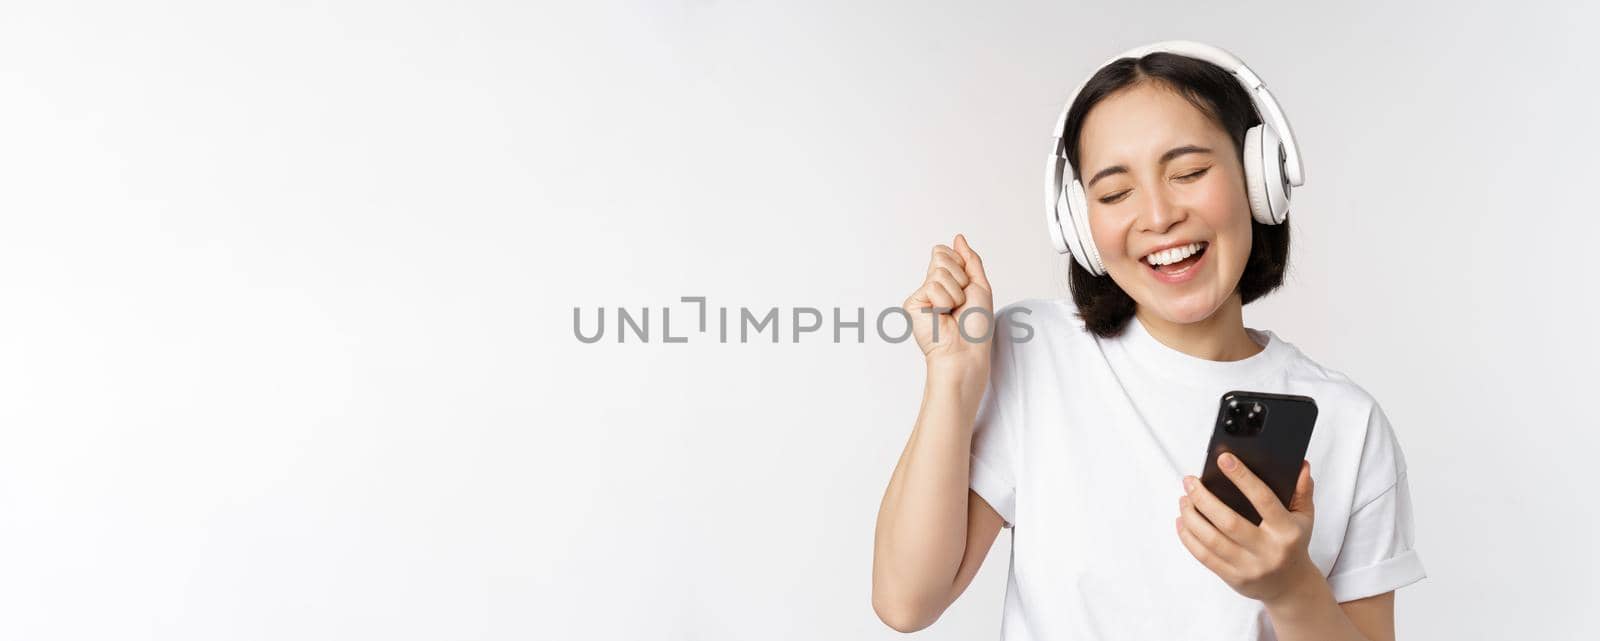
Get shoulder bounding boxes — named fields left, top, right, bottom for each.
left=1270, top=331, right=1385, bottom=414
left=983, top=298, right=1104, bottom=394
left=1267, top=332, right=1402, bottom=458
left=993, top=297, right=1092, bottom=347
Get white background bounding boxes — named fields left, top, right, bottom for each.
left=3, top=1, right=1597, bottom=639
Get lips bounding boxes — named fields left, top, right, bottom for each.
left=1145, top=242, right=1208, bottom=283
left=1142, top=241, right=1208, bottom=266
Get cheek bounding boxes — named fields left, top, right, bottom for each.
left=1193, top=180, right=1244, bottom=223
left=1193, top=181, right=1254, bottom=252
left=1087, top=208, right=1133, bottom=259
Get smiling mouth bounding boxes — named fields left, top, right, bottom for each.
left=1144, top=241, right=1208, bottom=276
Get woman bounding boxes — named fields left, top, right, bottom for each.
left=871, top=45, right=1425, bottom=640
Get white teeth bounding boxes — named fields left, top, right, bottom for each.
left=1144, top=242, right=1205, bottom=266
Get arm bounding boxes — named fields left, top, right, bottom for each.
left=871, top=370, right=1006, bottom=631
left=1341, top=592, right=1397, bottom=641
left=872, top=235, right=1003, bottom=632
left=1262, top=581, right=1395, bottom=641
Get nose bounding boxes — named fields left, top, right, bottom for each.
left=1139, top=185, right=1187, bottom=235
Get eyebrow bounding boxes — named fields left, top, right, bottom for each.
left=1085, top=145, right=1215, bottom=189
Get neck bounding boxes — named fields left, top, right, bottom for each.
left=1133, top=293, right=1263, bottom=362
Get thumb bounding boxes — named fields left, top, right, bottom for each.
left=1287, top=460, right=1315, bottom=515
left=953, top=233, right=991, bottom=291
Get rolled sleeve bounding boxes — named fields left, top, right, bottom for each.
left=1326, top=473, right=1427, bottom=602
left=970, top=452, right=1016, bottom=528
left=1326, top=401, right=1427, bottom=602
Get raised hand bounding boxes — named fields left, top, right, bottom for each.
left=903, top=234, right=995, bottom=371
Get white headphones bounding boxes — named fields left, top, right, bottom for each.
left=1045, top=40, right=1305, bottom=276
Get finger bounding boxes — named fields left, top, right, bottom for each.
left=953, top=233, right=972, bottom=257
left=1183, top=475, right=1258, bottom=546
left=1286, top=460, right=1315, bottom=515
left=954, top=234, right=991, bottom=291
left=929, top=268, right=967, bottom=307
left=928, top=254, right=970, bottom=288
left=903, top=291, right=927, bottom=314
left=1179, top=494, right=1248, bottom=563
left=922, top=280, right=955, bottom=311
left=1218, top=452, right=1290, bottom=522
left=932, top=244, right=966, bottom=269
left=1176, top=516, right=1239, bottom=579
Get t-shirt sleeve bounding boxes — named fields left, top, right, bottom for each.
left=968, top=305, right=1025, bottom=529
left=1326, top=401, right=1427, bottom=602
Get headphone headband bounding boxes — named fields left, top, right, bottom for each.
left=1049, top=40, right=1304, bottom=186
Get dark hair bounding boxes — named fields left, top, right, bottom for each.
left=1061, top=52, right=1290, bottom=338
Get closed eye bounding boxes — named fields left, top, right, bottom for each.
left=1097, top=190, right=1130, bottom=205
left=1097, top=166, right=1210, bottom=204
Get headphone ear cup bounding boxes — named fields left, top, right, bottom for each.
left=1046, top=154, right=1072, bottom=254
left=1242, top=125, right=1291, bottom=225
left=1064, top=179, right=1105, bottom=275
left=1046, top=201, right=1071, bottom=255
left=1242, top=126, right=1273, bottom=225
left=1259, top=124, right=1290, bottom=224
left=1057, top=185, right=1088, bottom=269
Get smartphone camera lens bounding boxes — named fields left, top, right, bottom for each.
left=1245, top=402, right=1266, bottom=434
left=1224, top=398, right=1267, bottom=435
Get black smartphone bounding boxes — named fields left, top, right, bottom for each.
left=1199, top=391, right=1318, bottom=525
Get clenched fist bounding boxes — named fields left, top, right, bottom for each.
left=903, top=234, right=994, bottom=372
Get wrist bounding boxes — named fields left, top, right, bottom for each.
left=924, top=356, right=988, bottom=400
left=1262, top=560, right=1334, bottom=618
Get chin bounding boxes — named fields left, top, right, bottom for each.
left=1147, top=303, right=1215, bottom=325
left=1140, top=290, right=1226, bottom=326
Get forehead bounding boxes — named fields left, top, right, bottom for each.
left=1078, top=82, right=1231, bottom=171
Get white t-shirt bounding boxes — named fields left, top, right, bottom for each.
left=968, top=298, right=1425, bottom=641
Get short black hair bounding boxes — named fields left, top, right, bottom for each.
left=1060, top=52, right=1290, bottom=338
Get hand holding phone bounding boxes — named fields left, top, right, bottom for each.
left=1199, top=391, right=1318, bottom=525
